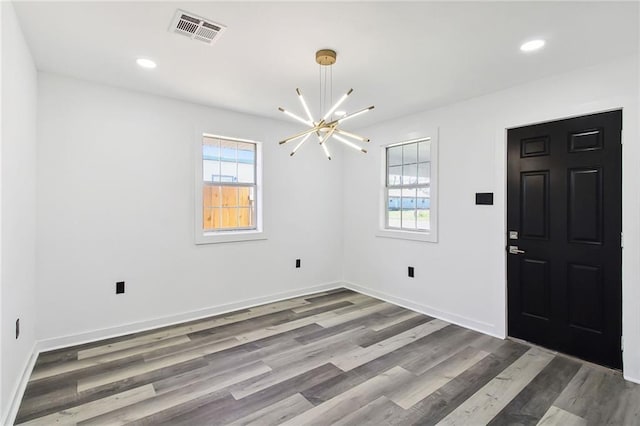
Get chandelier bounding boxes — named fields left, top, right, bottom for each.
left=278, top=49, right=375, bottom=160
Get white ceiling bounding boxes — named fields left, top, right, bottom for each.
left=13, top=1, right=639, bottom=126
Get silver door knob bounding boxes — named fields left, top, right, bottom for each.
left=509, top=245, right=525, bottom=255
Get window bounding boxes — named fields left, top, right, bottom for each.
left=195, top=134, right=264, bottom=244
left=378, top=136, right=438, bottom=242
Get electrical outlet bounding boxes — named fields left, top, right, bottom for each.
left=295, top=259, right=301, bottom=268
left=15, top=318, right=20, bottom=339
left=116, top=281, right=125, bottom=294
left=408, top=266, right=414, bottom=278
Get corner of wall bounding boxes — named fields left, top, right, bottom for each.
left=342, top=281, right=504, bottom=339
left=1, top=0, right=39, bottom=421
left=0, top=342, right=37, bottom=426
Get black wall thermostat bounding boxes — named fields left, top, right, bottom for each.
left=475, top=192, right=494, bottom=205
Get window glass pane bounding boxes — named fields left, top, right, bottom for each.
left=203, top=185, right=221, bottom=208
left=220, top=208, right=239, bottom=229
left=401, top=188, right=417, bottom=201
left=203, top=207, right=220, bottom=230
left=203, top=138, right=220, bottom=152
left=237, top=142, right=256, bottom=164
left=203, top=138, right=221, bottom=183
left=388, top=146, right=402, bottom=166
left=418, top=162, right=430, bottom=185
left=237, top=163, right=255, bottom=184
left=417, top=209, right=430, bottom=230
left=417, top=187, right=430, bottom=207
left=221, top=187, right=239, bottom=207
left=238, top=186, right=254, bottom=207
left=402, top=163, right=417, bottom=185
left=387, top=189, right=401, bottom=228
left=220, top=161, right=238, bottom=182
left=418, top=140, right=431, bottom=162
left=388, top=165, right=402, bottom=186
left=403, top=142, right=418, bottom=164
left=238, top=208, right=253, bottom=228
left=220, top=140, right=237, bottom=162
left=417, top=187, right=430, bottom=230
left=401, top=188, right=417, bottom=229
left=402, top=209, right=417, bottom=230
left=203, top=160, right=220, bottom=182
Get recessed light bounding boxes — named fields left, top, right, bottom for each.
left=136, top=58, right=157, bottom=69
left=520, top=39, right=545, bottom=52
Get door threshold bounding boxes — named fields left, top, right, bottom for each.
left=507, top=336, right=623, bottom=374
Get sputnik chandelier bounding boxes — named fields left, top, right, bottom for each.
left=278, top=49, right=375, bottom=160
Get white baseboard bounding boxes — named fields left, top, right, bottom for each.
left=3, top=341, right=39, bottom=426
left=624, top=374, right=640, bottom=384
left=37, top=281, right=343, bottom=353
left=342, top=281, right=503, bottom=339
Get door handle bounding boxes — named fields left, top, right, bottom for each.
left=509, top=245, right=525, bottom=255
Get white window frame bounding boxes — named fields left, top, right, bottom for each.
left=376, top=133, right=439, bottom=243
left=194, top=133, right=266, bottom=244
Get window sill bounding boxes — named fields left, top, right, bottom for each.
left=195, top=230, right=267, bottom=245
left=375, top=229, right=438, bottom=243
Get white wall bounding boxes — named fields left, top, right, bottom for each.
left=342, top=55, right=640, bottom=381
left=0, top=1, right=38, bottom=422
left=36, top=73, right=344, bottom=346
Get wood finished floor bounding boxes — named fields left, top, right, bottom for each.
left=15, top=289, right=640, bottom=425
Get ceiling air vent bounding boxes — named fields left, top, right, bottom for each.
left=170, top=10, right=226, bottom=45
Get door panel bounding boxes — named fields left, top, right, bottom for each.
left=507, top=110, right=622, bottom=369
left=520, top=171, right=549, bottom=239
left=567, top=263, right=603, bottom=333
left=520, top=258, right=550, bottom=320
left=568, top=168, right=603, bottom=244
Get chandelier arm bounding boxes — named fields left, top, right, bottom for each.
left=278, top=107, right=313, bottom=127
left=333, top=134, right=367, bottom=154
left=321, top=139, right=331, bottom=160
left=290, top=133, right=312, bottom=156
left=331, top=105, right=375, bottom=125
left=334, top=128, right=370, bottom=143
left=322, top=88, right=353, bottom=122
left=279, top=125, right=322, bottom=145
left=296, top=89, right=314, bottom=124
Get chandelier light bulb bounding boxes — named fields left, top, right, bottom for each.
left=322, top=89, right=353, bottom=121
left=290, top=133, right=312, bottom=156
left=278, top=107, right=312, bottom=127
left=322, top=140, right=331, bottom=160
left=333, top=134, right=367, bottom=153
left=338, top=106, right=375, bottom=123
left=296, top=89, right=314, bottom=123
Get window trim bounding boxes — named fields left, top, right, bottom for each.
left=376, top=132, right=439, bottom=243
left=195, top=133, right=266, bottom=245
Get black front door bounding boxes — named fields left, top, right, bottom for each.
left=507, top=110, right=622, bottom=369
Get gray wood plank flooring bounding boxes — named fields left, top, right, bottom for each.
left=15, top=289, right=640, bottom=425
